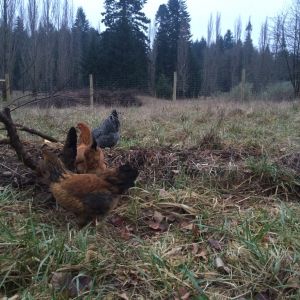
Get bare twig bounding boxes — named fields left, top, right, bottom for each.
left=10, top=94, right=61, bottom=112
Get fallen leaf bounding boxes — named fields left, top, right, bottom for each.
left=50, top=271, right=92, bottom=297
left=166, top=214, right=176, bottom=222
left=158, top=189, right=171, bottom=199
left=148, top=221, right=168, bottom=232
left=68, top=274, right=92, bottom=297
left=196, top=249, right=208, bottom=262
left=85, top=249, right=98, bottom=263
left=7, top=295, right=20, bottom=300
left=191, top=243, right=199, bottom=255
left=119, top=227, right=132, bottom=240
left=180, top=222, right=201, bottom=238
left=153, top=211, right=164, bottom=223
left=159, top=202, right=197, bottom=215
left=254, top=292, right=271, bottom=300
left=164, top=246, right=183, bottom=257
left=215, top=257, right=230, bottom=274
left=118, top=293, right=129, bottom=300
left=180, top=222, right=194, bottom=231
left=50, top=271, right=72, bottom=292
left=285, top=276, right=300, bottom=289
left=175, top=287, right=191, bottom=300
left=148, top=222, right=160, bottom=230
left=208, top=239, right=223, bottom=251
left=109, top=214, right=125, bottom=227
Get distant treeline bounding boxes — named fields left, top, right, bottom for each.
left=0, top=0, right=298, bottom=98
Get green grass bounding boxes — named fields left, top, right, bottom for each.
left=1, top=97, right=300, bottom=299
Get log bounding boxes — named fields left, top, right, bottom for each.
left=0, top=107, right=37, bottom=170
left=0, top=138, right=10, bottom=144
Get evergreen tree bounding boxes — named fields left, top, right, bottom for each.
left=12, top=16, right=28, bottom=90
left=154, top=0, right=191, bottom=97
left=154, top=5, right=172, bottom=87
left=72, top=7, right=90, bottom=87
left=188, top=38, right=206, bottom=97
left=224, top=30, right=234, bottom=50
left=243, top=19, right=255, bottom=84
left=98, top=0, right=150, bottom=89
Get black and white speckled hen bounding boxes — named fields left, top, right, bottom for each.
left=92, top=109, right=120, bottom=148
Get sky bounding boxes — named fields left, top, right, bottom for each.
left=73, top=0, right=292, bottom=44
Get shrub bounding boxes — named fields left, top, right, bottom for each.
left=156, top=74, right=172, bottom=99
left=228, top=82, right=254, bottom=101
left=260, top=81, right=294, bottom=101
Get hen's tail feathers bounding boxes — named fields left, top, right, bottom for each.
left=107, top=163, right=138, bottom=193
left=42, top=149, right=67, bottom=182
left=91, top=136, right=98, bottom=150
left=111, top=109, right=118, bottom=118
left=60, top=127, right=77, bottom=171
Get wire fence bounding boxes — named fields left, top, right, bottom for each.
left=0, top=69, right=295, bottom=110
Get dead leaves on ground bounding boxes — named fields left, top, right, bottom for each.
left=50, top=271, right=92, bottom=298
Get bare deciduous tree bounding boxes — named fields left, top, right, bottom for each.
left=274, top=0, right=300, bottom=97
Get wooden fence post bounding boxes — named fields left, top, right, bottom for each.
left=0, top=75, right=10, bottom=102
left=173, top=71, right=177, bottom=101
left=0, top=79, right=5, bottom=103
left=89, top=74, right=94, bottom=108
left=241, top=68, right=246, bottom=102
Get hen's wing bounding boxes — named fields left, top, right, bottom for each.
left=93, top=132, right=120, bottom=148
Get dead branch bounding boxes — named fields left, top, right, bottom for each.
left=15, top=124, right=58, bottom=142
left=0, top=138, right=10, bottom=144
left=0, top=123, right=58, bottom=142
left=0, top=107, right=37, bottom=170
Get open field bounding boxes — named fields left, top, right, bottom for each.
left=1, top=97, right=300, bottom=299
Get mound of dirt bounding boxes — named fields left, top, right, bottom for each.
left=2, top=141, right=298, bottom=201
left=0, top=142, right=257, bottom=189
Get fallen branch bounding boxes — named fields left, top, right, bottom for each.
left=15, top=123, right=58, bottom=142
left=0, top=107, right=37, bottom=170
left=0, top=138, right=10, bottom=145
left=0, top=124, right=58, bottom=142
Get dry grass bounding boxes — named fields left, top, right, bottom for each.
left=1, top=97, right=300, bottom=299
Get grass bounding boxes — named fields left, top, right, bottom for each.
left=1, top=97, right=300, bottom=299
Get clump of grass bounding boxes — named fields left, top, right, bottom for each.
left=246, top=156, right=300, bottom=199
left=198, top=128, right=223, bottom=150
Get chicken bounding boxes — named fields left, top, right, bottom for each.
left=60, top=127, right=77, bottom=171
left=37, top=127, right=77, bottom=184
left=77, top=122, right=92, bottom=145
left=40, top=149, right=138, bottom=227
left=92, top=109, right=120, bottom=148
left=76, top=122, right=106, bottom=174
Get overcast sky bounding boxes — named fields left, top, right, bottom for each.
left=73, top=0, right=291, bottom=44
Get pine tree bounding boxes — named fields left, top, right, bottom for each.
left=13, top=16, right=28, bottom=90
left=154, top=4, right=172, bottom=84
left=154, top=0, right=191, bottom=97
left=72, top=7, right=90, bottom=87
left=98, top=0, right=150, bottom=89
left=243, top=19, right=254, bottom=84
left=224, top=30, right=234, bottom=50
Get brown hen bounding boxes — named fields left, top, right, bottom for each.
left=76, top=122, right=106, bottom=174
left=40, top=149, right=138, bottom=227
